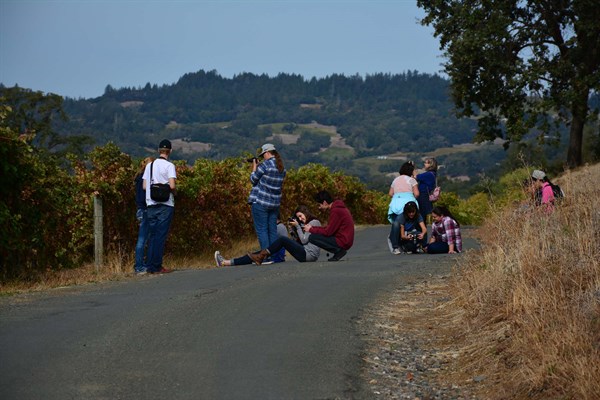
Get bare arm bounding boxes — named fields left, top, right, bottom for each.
left=417, top=221, right=427, bottom=239
left=412, top=184, right=420, bottom=198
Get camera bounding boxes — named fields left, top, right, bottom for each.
left=246, top=157, right=258, bottom=163
left=406, top=229, right=420, bottom=244
left=288, top=216, right=304, bottom=241
left=288, top=216, right=304, bottom=227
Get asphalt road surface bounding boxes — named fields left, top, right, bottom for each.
left=0, top=225, right=477, bottom=400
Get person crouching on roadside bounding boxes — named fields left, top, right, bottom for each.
left=426, top=206, right=462, bottom=254
left=304, top=190, right=355, bottom=262
left=397, top=201, right=428, bottom=254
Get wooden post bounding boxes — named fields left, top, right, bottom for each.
left=94, top=194, right=103, bottom=272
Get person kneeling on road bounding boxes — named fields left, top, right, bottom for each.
left=304, top=190, right=355, bottom=262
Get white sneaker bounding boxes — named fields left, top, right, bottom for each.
left=392, top=248, right=402, bottom=255
left=214, top=251, right=225, bottom=267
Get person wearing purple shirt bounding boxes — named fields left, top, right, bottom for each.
left=416, top=157, right=438, bottom=224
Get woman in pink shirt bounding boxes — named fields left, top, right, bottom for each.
left=387, top=161, right=419, bottom=253
left=531, top=169, right=555, bottom=212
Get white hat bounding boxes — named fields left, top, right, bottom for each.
left=258, top=143, right=276, bottom=157
left=531, top=170, right=546, bottom=180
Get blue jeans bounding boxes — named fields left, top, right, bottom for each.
left=427, top=241, right=449, bottom=254
left=145, top=205, right=174, bottom=273
left=251, top=203, right=279, bottom=250
left=269, top=236, right=306, bottom=262
left=232, top=237, right=306, bottom=266
left=389, top=213, right=402, bottom=248
left=134, top=209, right=149, bottom=272
left=401, top=233, right=428, bottom=253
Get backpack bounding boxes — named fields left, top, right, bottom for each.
left=428, top=172, right=441, bottom=202
left=550, top=183, right=564, bottom=200
left=429, top=186, right=441, bottom=202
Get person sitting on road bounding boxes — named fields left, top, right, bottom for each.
left=426, top=206, right=462, bottom=254
left=396, top=201, right=427, bottom=254
left=214, top=205, right=321, bottom=266
left=304, top=190, right=355, bottom=262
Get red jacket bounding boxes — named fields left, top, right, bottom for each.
left=310, top=200, right=355, bottom=250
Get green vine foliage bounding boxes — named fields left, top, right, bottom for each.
left=1, top=116, right=508, bottom=282
left=3, top=112, right=511, bottom=282
left=0, top=134, right=390, bottom=281
left=0, top=105, right=77, bottom=280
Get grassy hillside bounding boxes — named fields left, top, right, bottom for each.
left=452, top=163, right=600, bottom=399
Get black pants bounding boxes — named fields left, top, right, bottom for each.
left=308, top=234, right=343, bottom=254
left=400, top=232, right=428, bottom=253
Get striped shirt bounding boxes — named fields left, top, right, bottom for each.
left=248, top=158, right=286, bottom=209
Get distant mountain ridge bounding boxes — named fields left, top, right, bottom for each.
left=54, top=69, right=500, bottom=190
left=61, top=70, right=474, bottom=151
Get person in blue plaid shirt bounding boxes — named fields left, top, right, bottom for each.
left=248, top=144, right=286, bottom=257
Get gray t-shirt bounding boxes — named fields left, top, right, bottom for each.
left=291, top=219, right=321, bottom=261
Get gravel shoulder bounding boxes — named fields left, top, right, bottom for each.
left=358, top=234, right=484, bottom=399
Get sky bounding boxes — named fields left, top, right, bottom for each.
left=0, top=0, right=444, bottom=99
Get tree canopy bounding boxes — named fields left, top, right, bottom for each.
left=418, top=0, right=600, bottom=168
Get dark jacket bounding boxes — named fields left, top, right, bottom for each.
left=134, top=174, right=146, bottom=210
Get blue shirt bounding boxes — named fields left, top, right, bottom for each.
left=248, top=158, right=286, bottom=209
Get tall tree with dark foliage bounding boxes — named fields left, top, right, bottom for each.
left=418, top=0, right=600, bottom=168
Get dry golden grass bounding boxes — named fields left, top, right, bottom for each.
left=0, top=237, right=260, bottom=295
left=451, top=163, right=600, bottom=399
left=0, top=224, right=377, bottom=295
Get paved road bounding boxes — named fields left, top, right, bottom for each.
left=0, top=226, right=477, bottom=400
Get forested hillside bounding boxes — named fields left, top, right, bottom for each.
left=50, top=70, right=572, bottom=192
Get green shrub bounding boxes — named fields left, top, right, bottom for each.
left=0, top=106, right=78, bottom=279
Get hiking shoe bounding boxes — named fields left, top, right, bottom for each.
left=248, top=249, right=270, bottom=265
left=392, top=248, right=402, bottom=255
left=328, top=249, right=347, bottom=262
left=214, top=251, right=225, bottom=267
left=135, top=269, right=147, bottom=276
